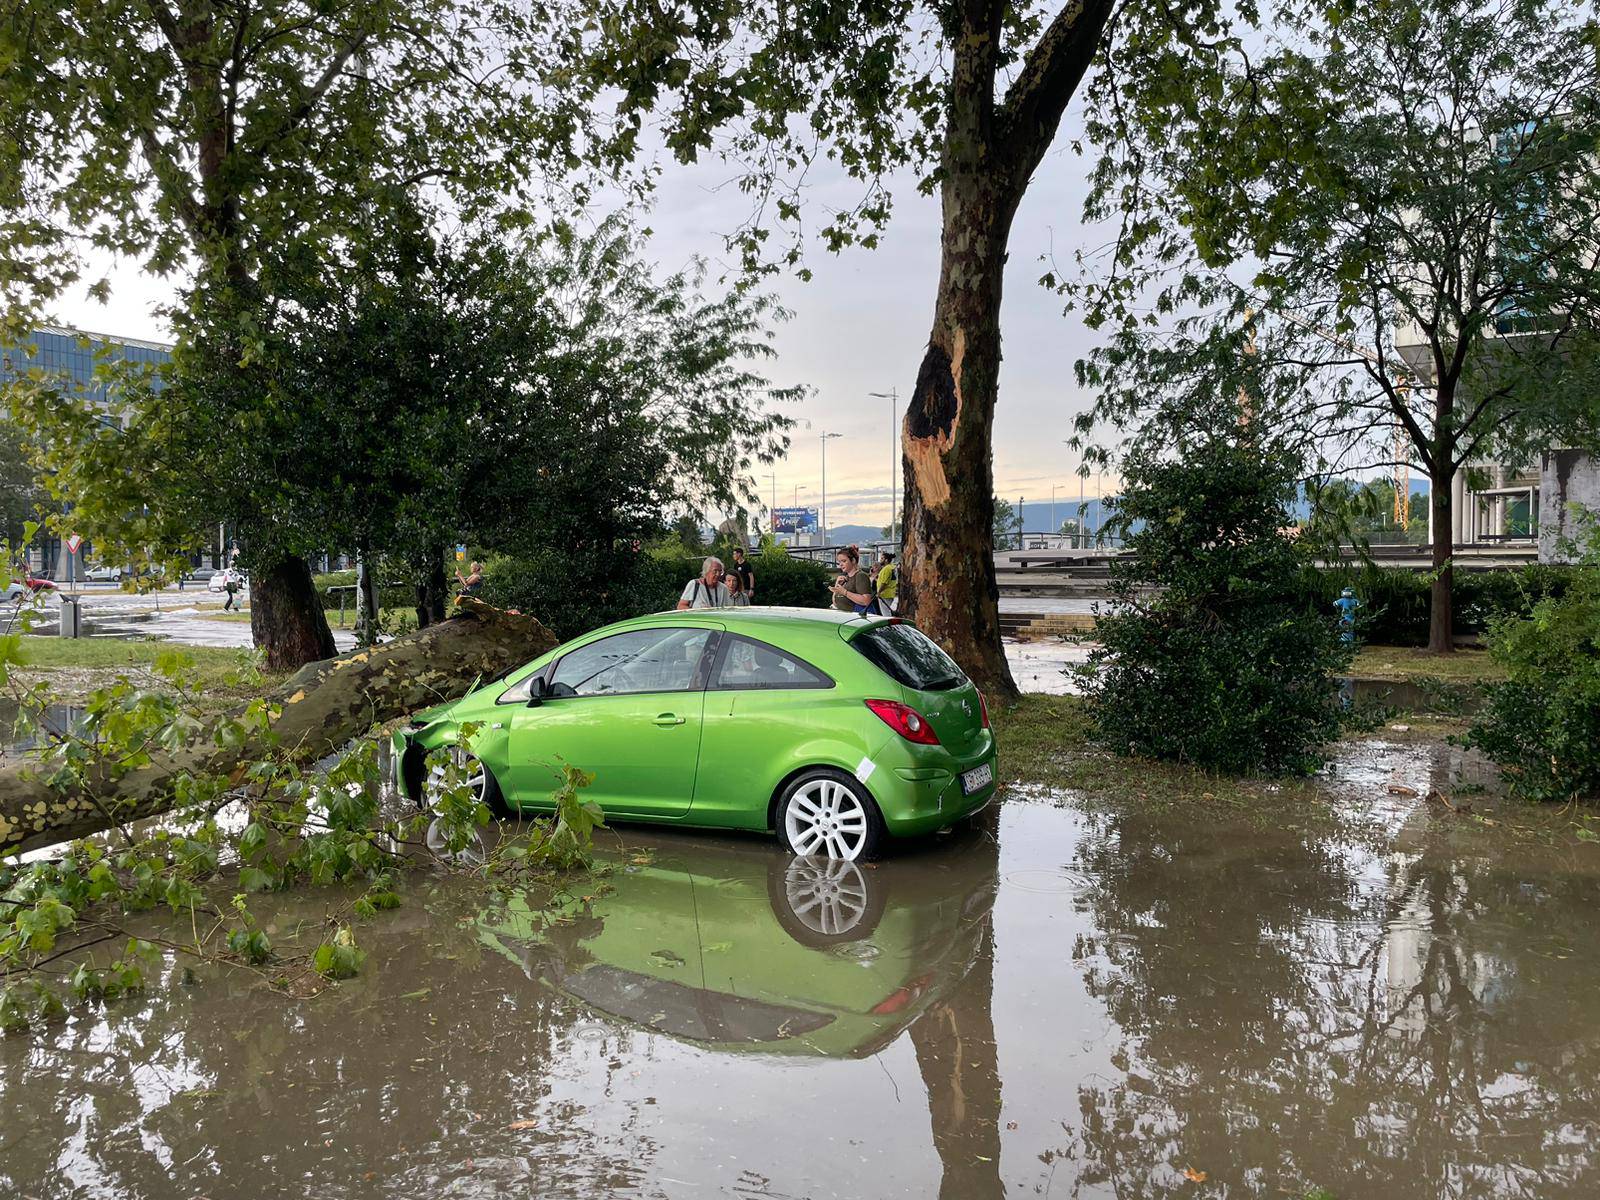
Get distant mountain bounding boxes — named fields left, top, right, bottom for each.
left=824, top=524, right=888, bottom=545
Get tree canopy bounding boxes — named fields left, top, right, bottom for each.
left=0, top=0, right=583, bottom=327
left=1069, top=0, right=1600, bottom=650
left=7, top=219, right=798, bottom=615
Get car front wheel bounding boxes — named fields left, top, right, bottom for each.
left=423, top=747, right=509, bottom=817
left=777, top=768, right=885, bottom=862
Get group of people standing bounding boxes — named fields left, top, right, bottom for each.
left=675, top=544, right=899, bottom=614
left=676, top=546, right=759, bottom=609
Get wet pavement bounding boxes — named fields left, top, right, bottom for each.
left=3, top=737, right=1598, bottom=1199
left=15, top=587, right=356, bottom=651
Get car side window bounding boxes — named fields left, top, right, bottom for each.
left=711, top=635, right=832, bottom=691
left=548, top=628, right=714, bottom=698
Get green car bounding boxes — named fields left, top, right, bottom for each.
left=394, top=608, right=997, bottom=859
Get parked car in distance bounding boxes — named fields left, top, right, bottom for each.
left=4, top=572, right=57, bottom=602
left=83, top=564, right=124, bottom=583
left=187, top=567, right=219, bottom=584
left=207, top=568, right=246, bottom=592
left=396, top=608, right=998, bottom=861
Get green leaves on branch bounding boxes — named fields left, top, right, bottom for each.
left=312, top=927, right=366, bottom=981
left=1465, top=512, right=1600, bottom=803
left=1076, top=432, right=1356, bottom=776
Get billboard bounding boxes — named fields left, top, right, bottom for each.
left=771, top=506, right=819, bottom=534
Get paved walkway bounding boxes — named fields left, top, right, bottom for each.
left=18, top=587, right=357, bottom=651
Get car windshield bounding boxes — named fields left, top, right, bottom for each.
left=851, top=623, right=966, bottom=692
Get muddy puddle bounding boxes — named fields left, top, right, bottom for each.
left=3, top=749, right=1599, bottom=1198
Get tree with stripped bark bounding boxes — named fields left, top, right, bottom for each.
left=531, top=0, right=1271, bottom=698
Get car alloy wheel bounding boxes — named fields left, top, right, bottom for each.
left=423, top=747, right=489, bottom=810
left=782, top=857, right=872, bottom=937
left=783, top=775, right=873, bottom=861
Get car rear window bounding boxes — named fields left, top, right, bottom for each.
left=852, top=623, right=966, bottom=692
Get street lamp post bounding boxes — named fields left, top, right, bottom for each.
left=868, top=389, right=898, bottom=542
left=820, top=432, right=842, bottom=547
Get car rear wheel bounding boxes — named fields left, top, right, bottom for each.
left=767, top=856, right=887, bottom=947
left=777, top=769, right=884, bottom=862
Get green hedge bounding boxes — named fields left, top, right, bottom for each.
left=1299, top=564, right=1578, bottom=645
left=312, top=570, right=415, bottom=612
left=480, top=548, right=833, bottom=643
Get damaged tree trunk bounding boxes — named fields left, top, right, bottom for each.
left=0, top=600, right=557, bottom=857
left=901, top=215, right=1019, bottom=700
left=898, top=0, right=1114, bottom=703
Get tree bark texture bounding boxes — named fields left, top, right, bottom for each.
left=251, top=555, right=338, bottom=671
left=415, top=547, right=449, bottom=630
left=901, top=209, right=1020, bottom=700
left=0, top=599, right=557, bottom=857
left=1428, top=467, right=1455, bottom=654
left=898, top=0, right=1115, bottom=702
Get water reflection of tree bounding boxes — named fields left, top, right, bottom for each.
left=1065, top=806, right=1600, bottom=1198
left=0, top=888, right=651, bottom=1197
left=908, top=814, right=1006, bottom=1200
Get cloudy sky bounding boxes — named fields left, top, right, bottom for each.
left=57, top=106, right=1117, bottom=534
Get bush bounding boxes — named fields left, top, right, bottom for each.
left=479, top=551, right=677, bottom=642
left=1078, top=436, right=1354, bottom=775
left=1297, top=563, right=1578, bottom=646
left=481, top=545, right=834, bottom=641
left=743, top=547, right=834, bottom=608
left=312, top=570, right=413, bottom=613
left=1464, top=523, right=1600, bottom=803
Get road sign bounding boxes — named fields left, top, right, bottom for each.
left=65, top=534, right=83, bottom=554
left=771, top=507, right=819, bottom=535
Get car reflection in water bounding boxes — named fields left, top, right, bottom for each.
left=474, top=815, right=1007, bottom=1197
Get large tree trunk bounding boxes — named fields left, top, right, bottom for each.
left=1428, top=463, right=1455, bottom=654
left=0, top=599, right=557, bottom=856
left=897, top=0, right=1114, bottom=703
left=898, top=0, right=1021, bottom=702
left=901, top=222, right=1019, bottom=700
left=250, top=555, right=337, bottom=671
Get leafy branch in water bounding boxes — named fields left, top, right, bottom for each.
left=0, top=617, right=602, bottom=1034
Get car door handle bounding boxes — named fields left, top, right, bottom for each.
left=653, top=713, right=686, bottom=726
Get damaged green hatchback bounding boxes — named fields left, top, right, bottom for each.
left=394, top=608, right=997, bottom=860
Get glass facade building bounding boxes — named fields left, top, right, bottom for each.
left=0, top=324, right=172, bottom=415
left=0, top=326, right=174, bottom=574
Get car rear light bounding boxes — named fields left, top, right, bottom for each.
left=871, top=972, right=933, bottom=1015
left=978, top=691, right=990, bottom=728
left=865, top=699, right=940, bottom=745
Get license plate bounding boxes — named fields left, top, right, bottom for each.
left=960, top=762, right=994, bottom=795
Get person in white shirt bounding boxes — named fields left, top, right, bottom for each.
left=676, top=557, right=729, bottom=609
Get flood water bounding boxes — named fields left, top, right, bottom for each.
left=3, top=750, right=1599, bottom=1199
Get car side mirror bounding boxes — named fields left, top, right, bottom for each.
left=526, top=676, right=548, bottom=707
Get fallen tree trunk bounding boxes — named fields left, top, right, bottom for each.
left=0, top=599, right=558, bottom=857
